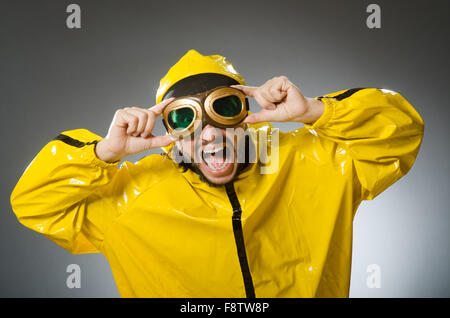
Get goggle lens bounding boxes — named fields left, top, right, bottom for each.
left=212, top=95, right=242, bottom=117
left=167, top=107, right=194, bottom=130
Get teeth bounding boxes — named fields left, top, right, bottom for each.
left=203, top=146, right=224, bottom=154
left=204, top=158, right=228, bottom=171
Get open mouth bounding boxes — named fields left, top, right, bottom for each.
left=201, top=145, right=234, bottom=175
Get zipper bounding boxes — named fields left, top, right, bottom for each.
left=225, top=182, right=255, bottom=298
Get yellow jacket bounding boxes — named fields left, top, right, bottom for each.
left=10, top=88, right=424, bottom=297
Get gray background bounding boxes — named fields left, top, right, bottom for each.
left=1, top=0, right=448, bottom=297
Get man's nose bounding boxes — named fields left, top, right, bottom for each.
left=201, top=124, right=223, bottom=143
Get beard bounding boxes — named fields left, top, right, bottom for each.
left=170, top=134, right=254, bottom=187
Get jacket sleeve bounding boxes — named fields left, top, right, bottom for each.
left=303, top=88, right=424, bottom=200
left=10, top=129, right=124, bottom=254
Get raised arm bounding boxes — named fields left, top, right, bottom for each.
left=305, top=87, right=424, bottom=200
left=10, top=100, right=175, bottom=253
left=233, top=77, right=424, bottom=200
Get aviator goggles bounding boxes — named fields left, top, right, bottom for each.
left=162, top=86, right=248, bottom=137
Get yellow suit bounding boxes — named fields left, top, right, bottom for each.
left=10, top=86, right=424, bottom=297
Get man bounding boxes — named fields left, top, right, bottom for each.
left=10, top=50, right=424, bottom=297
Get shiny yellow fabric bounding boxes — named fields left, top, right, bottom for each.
left=156, top=49, right=246, bottom=104
left=10, top=88, right=424, bottom=297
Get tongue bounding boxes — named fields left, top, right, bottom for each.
left=205, top=151, right=227, bottom=169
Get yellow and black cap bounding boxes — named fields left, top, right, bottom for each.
left=157, top=50, right=249, bottom=136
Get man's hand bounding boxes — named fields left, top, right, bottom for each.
left=95, top=98, right=175, bottom=163
left=231, top=76, right=324, bottom=124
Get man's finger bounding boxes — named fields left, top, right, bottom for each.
left=125, top=108, right=149, bottom=136
left=145, top=135, right=175, bottom=149
left=148, top=97, right=176, bottom=115
left=243, top=109, right=275, bottom=124
left=115, top=110, right=139, bottom=135
left=244, top=107, right=288, bottom=124
left=269, top=85, right=287, bottom=101
left=254, top=92, right=277, bottom=110
left=261, top=86, right=287, bottom=104
left=141, top=111, right=157, bottom=138
left=231, top=85, right=257, bottom=97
